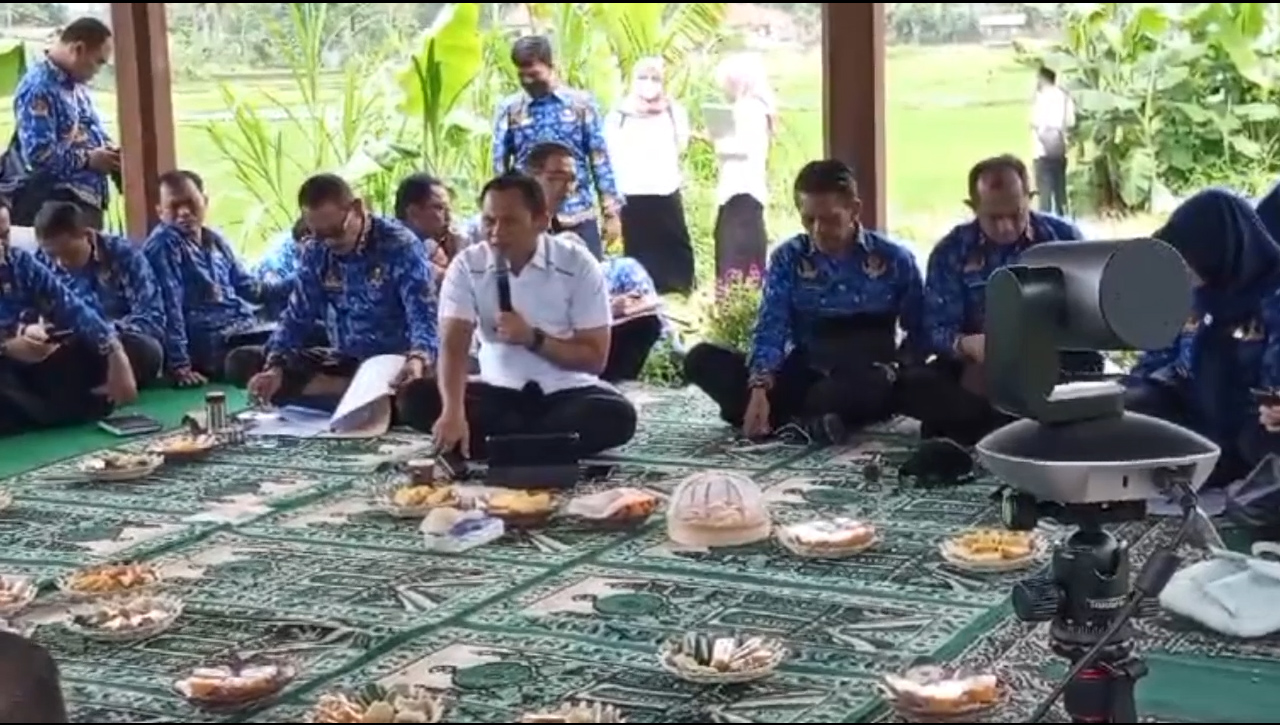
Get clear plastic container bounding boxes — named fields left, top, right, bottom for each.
left=667, top=471, right=771, bottom=547
left=420, top=509, right=504, bottom=553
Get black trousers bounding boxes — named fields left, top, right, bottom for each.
left=683, top=342, right=896, bottom=430
left=1124, top=381, right=1252, bottom=488
left=1034, top=156, right=1068, bottom=216
left=621, top=192, right=694, bottom=294
left=123, top=331, right=164, bottom=388
left=189, top=326, right=277, bottom=381
left=399, top=379, right=637, bottom=461
left=0, top=630, right=68, bottom=722
left=893, top=359, right=1012, bottom=447
left=603, top=315, right=662, bottom=383
left=0, top=337, right=114, bottom=436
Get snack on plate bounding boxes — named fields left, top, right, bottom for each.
left=944, top=529, right=1036, bottom=563
left=68, top=595, right=182, bottom=639
left=151, top=434, right=217, bottom=457
left=62, top=562, right=160, bottom=598
left=175, top=657, right=295, bottom=707
left=80, top=452, right=162, bottom=472
left=309, top=684, right=446, bottom=723
left=780, top=518, right=877, bottom=553
left=487, top=490, right=555, bottom=516
left=883, top=666, right=1001, bottom=716
left=519, top=700, right=625, bottom=723
left=392, top=485, right=459, bottom=510
left=565, top=488, right=658, bottom=523
left=660, top=632, right=786, bottom=683
left=0, top=575, right=37, bottom=617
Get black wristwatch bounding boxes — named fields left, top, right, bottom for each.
left=527, top=328, right=547, bottom=352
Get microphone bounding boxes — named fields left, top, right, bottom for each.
left=496, top=256, right=513, bottom=312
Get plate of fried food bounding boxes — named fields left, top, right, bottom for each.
left=565, top=488, right=659, bottom=529
left=174, top=655, right=297, bottom=711
left=65, top=594, right=183, bottom=642
left=308, top=684, right=447, bottom=723
left=881, top=665, right=1004, bottom=722
left=76, top=452, right=164, bottom=482
left=373, top=482, right=462, bottom=519
left=519, top=700, right=626, bottom=723
left=57, top=562, right=162, bottom=602
left=0, top=575, right=37, bottom=617
left=658, top=632, right=787, bottom=684
left=484, top=489, right=558, bottom=528
left=940, top=528, right=1044, bottom=572
left=777, top=518, right=879, bottom=559
left=149, top=434, right=218, bottom=462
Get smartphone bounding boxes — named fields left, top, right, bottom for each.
left=1252, top=388, right=1280, bottom=406
left=97, top=413, right=163, bottom=437
left=45, top=329, right=74, bottom=342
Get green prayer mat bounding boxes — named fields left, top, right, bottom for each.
left=1, top=386, right=1277, bottom=723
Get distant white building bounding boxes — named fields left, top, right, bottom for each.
left=978, top=13, right=1028, bottom=45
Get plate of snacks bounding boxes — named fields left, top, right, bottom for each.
left=374, top=483, right=462, bottom=519
left=565, top=488, right=659, bottom=529
left=174, top=655, right=297, bottom=711
left=0, top=575, right=37, bottom=617
left=309, top=684, right=447, bottom=723
left=485, top=490, right=558, bottom=528
left=58, top=562, right=161, bottom=602
left=66, top=594, right=183, bottom=642
left=940, top=528, right=1044, bottom=572
left=658, top=632, right=786, bottom=684
left=76, top=452, right=164, bottom=482
left=777, top=518, right=879, bottom=558
left=150, top=434, right=218, bottom=462
left=519, top=700, right=625, bottom=723
left=881, top=666, right=1003, bottom=721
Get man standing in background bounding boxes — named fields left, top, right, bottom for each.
left=5, top=17, right=118, bottom=229
left=1030, top=66, right=1074, bottom=217
left=492, top=35, right=622, bottom=260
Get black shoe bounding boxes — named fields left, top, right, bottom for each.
left=796, top=413, right=847, bottom=447
left=899, top=438, right=974, bottom=487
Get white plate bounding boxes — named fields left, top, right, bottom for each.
left=370, top=483, right=463, bottom=519
left=656, top=641, right=786, bottom=684
left=937, top=536, right=1046, bottom=573
left=0, top=575, right=38, bottom=617
left=65, top=595, right=183, bottom=642
left=77, top=455, right=164, bottom=482
left=777, top=528, right=880, bottom=559
left=173, top=658, right=297, bottom=711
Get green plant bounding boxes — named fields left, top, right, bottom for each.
left=638, top=338, right=684, bottom=388
left=702, top=268, right=763, bottom=352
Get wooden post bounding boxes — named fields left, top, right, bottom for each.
left=109, top=3, right=175, bottom=240
left=822, top=3, right=887, bottom=230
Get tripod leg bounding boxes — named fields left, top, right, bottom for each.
left=1062, top=666, right=1116, bottom=723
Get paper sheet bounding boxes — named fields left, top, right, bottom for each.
left=702, top=103, right=736, bottom=140
left=243, top=353, right=404, bottom=438
left=241, top=406, right=332, bottom=437
left=329, top=354, right=404, bottom=432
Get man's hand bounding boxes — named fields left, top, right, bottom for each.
left=94, top=348, right=138, bottom=405
left=393, top=356, right=430, bottom=388
left=172, top=366, right=207, bottom=388
left=957, top=334, right=986, bottom=363
left=1260, top=404, right=1280, bottom=432
left=247, top=367, right=284, bottom=405
left=87, top=147, right=120, bottom=173
left=610, top=295, right=629, bottom=317
left=496, top=311, right=535, bottom=347
left=432, top=407, right=471, bottom=458
left=743, top=387, right=772, bottom=439
left=602, top=214, right=622, bottom=243
left=1, top=334, right=58, bottom=363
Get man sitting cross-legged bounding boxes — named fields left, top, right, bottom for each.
left=229, top=174, right=437, bottom=413
left=421, top=171, right=637, bottom=460
left=0, top=197, right=137, bottom=436
left=33, top=200, right=165, bottom=386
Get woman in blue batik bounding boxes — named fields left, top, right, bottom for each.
left=600, top=255, right=673, bottom=382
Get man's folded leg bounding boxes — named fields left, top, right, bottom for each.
left=119, top=331, right=164, bottom=388
left=603, top=315, right=663, bottom=383
left=535, top=384, right=638, bottom=456
left=1, top=338, right=113, bottom=432
left=225, top=345, right=358, bottom=406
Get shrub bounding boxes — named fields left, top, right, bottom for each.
left=703, top=267, right=763, bottom=352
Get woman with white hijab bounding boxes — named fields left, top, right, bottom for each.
left=712, top=53, right=775, bottom=279
left=604, top=57, right=694, bottom=294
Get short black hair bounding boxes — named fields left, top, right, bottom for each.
left=479, top=171, right=548, bottom=217
left=394, top=173, right=444, bottom=220
left=59, top=17, right=111, bottom=48
left=511, top=35, right=554, bottom=67
left=33, top=201, right=85, bottom=238
left=967, top=154, right=1031, bottom=198
left=158, top=169, right=203, bottom=193
left=793, top=159, right=859, bottom=198
left=0, top=632, right=69, bottom=722
left=297, top=173, right=354, bottom=209
left=524, top=142, right=574, bottom=173
left=1037, top=66, right=1057, bottom=84
left=289, top=217, right=308, bottom=242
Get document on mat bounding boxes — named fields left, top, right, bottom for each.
left=242, top=406, right=332, bottom=437
left=328, top=354, right=405, bottom=434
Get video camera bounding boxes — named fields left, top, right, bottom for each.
left=973, top=238, right=1218, bottom=723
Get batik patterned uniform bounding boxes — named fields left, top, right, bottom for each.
left=13, top=59, right=113, bottom=207
left=252, top=230, right=305, bottom=318
left=36, top=232, right=165, bottom=340
left=0, top=243, right=115, bottom=352
left=600, top=255, right=675, bottom=340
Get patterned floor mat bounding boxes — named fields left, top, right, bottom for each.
left=0, top=386, right=1265, bottom=722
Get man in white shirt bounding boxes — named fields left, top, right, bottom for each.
left=1031, top=66, right=1075, bottom=217
left=425, top=171, right=638, bottom=460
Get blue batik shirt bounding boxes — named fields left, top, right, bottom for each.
left=492, top=87, right=623, bottom=224
left=36, top=232, right=164, bottom=341
left=0, top=243, right=115, bottom=353
left=252, top=230, right=305, bottom=318
left=600, top=255, right=676, bottom=342
left=145, top=223, right=275, bottom=371
left=748, top=229, right=925, bottom=376
left=266, top=216, right=438, bottom=364
left=13, top=59, right=113, bottom=207
left=923, top=212, right=1084, bottom=356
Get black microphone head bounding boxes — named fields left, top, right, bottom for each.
left=495, top=255, right=513, bottom=312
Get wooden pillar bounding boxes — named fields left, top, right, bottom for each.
left=109, top=3, right=175, bottom=240
left=822, top=3, right=887, bottom=230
